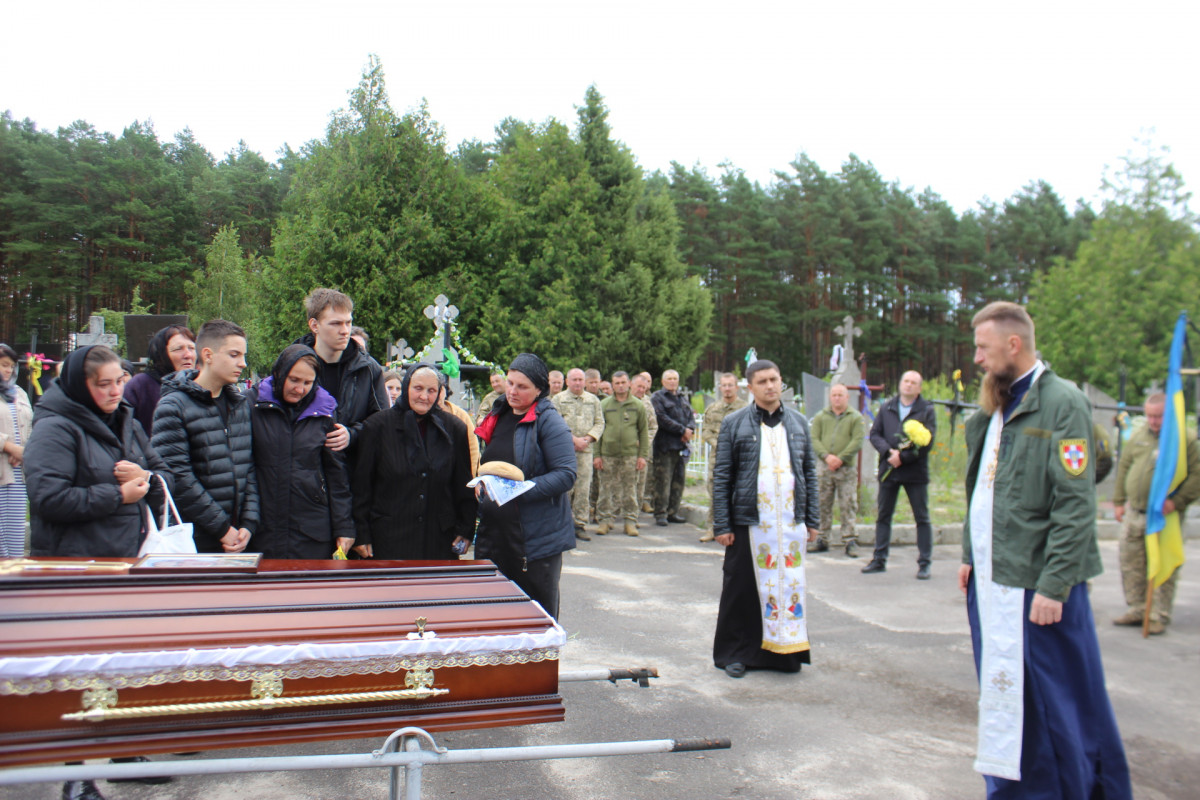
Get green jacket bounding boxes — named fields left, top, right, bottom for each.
left=1112, top=422, right=1200, bottom=512
left=962, top=367, right=1103, bottom=602
left=810, top=406, right=865, bottom=462
left=596, top=395, right=649, bottom=459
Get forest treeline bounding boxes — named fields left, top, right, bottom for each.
left=2, top=57, right=1196, bottom=396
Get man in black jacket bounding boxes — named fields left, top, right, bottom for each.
left=862, top=370, right=937, bottom=579
left=650, top=369, right=694, bottom=527
left=295, top=288, right=386, bottom=454
left=711, top=359, right=819, bottom=678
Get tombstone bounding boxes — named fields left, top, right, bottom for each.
left=124, top=315, right=189, bottom=364
left=415, top=295, right=470, bottom=408
left=802, top=373, right=829, bottom=421
left=387, top=338, right=415, bottom=365
left=74, top=316, right=119, bottom=352
left=830, top=315, right=863, bottom=409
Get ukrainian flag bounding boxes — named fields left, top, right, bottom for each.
left=1145, top=312, right=1189, bottom=587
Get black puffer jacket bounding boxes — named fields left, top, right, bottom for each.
left=249, top=377, right=354, bottom=559
left=711, top=405, right=819, bottom=535
left=868, top=395, right=936, bottom=484
left=292, top=334, right=385, bottom=449
left=26, top=382, right=173, bottom=557
left=152, top=370, right=259, bottom=551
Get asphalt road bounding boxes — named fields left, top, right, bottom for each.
left=5, top=515, right=1197, bottom=799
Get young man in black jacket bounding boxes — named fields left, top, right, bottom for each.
left=862, top=370, right=937, bottom=579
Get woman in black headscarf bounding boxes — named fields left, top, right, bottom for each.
left=26, top=345, right=174, bottom=558
left=473, top=353, right=577, bottom=619
left=352, top=363, right=476, bottom=560
left=249, top=344, right=355, bottom=559
left=123, top=324, right=196, bottom=436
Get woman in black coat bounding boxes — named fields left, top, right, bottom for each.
left=352, top=363, right=476, bottom=560
left=250, top=345, right=355, bottom=559
left=26, top=345, right=174, bottom=558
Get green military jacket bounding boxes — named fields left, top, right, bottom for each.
left=597, top=395, right=649, bottom=459
left=701, top=397, right=747, bottom=450
left=962, top=367, right=1103, bottom=602
left=1112, top=422, right=1200, bottom=512
left=810, top=406, right=866, bottom=462
left=551, top=389, right=605, bottom=451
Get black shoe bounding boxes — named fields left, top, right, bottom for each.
left=656, top=517, right=668, bottom=527
left=861, top=560, right=886, bottom=574
left=107, top=755, right=173, bottom=785
left=844, top=541, right=859, bottom=558
left=667, top=514, right=688, bottom=524
left=723, top=662, right=746, bottom=678
left=63, top=781, right=106, bottom=800
left=807, top=539, right=829, bottom=553
left=916, top=565, right=931, bottom=580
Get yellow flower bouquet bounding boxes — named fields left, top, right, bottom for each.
left=880, top=419, right=932, bottom=481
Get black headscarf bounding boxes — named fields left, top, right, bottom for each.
left=395, top=363, right=441, bottom=416
left=0, top=344, right=18, bottom=403
left=508, top=353, right=550, bottom=400
left=270, top=344, right=321, bottom=418
left=145, top=325, right=193, bottom=382
left=59, top=345, right=110, bottom=420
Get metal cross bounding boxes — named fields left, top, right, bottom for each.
left=423, top=294, right=459, bottom=332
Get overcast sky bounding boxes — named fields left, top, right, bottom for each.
left=5, top=0, right=1197, bottom=213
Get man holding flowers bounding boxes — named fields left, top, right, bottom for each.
left=862, top=370, right=937, bottom=579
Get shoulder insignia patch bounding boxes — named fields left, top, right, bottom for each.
left=1059, top=439, right=1088, bottom=477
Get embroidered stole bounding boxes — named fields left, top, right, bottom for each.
left=750, top=423, right=809, bottom=654
left=969, top=410, right=1024, bottom=781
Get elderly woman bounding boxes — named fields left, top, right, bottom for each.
left=474, top=353, right=577, bottom=619
left=352, top=363, right=476, bottom=560
left=0, top=344, right=33, bottom=558
left=123, top=324, right=196, bottom=436
left=250, top=345, right=355, bottom=559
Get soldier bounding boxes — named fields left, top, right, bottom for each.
left=633, top=372, right=658, bottom=516
left=551, top=368, right=604, bottom=540
left=548, top=370, right=565, bottom=397
left=810, top=383, right=866, bottom=557
left=584, top=369, right=602, bottom=396
left=594, top=372, right=649, bottom=536
left=1111, top=392, right=1200, bottom=634
left=584, top=369, right=604, bottom=522
left=700, top=373, right=747, bottom=542
left=476, top=371, right=507, bottom=424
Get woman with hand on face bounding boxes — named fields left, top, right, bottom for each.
left=123, top=325, right=196, bottom=436
left=0, top=344, right=33, bottom=558
left=25, top=345, right=173, bottom=559
left=352, top=363, right=476, bottom=560
left=249, top=345, right=355, bottom=560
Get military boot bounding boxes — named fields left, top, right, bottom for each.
left=699, top=531, right=715, bottom=542
left=595, top=522, right=611, bottom=536
left=624, top=522, right=639, bottom=537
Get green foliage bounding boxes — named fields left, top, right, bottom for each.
left=186, top=225, right=267, bottom=368
left=90, top=286, right=155, bottom=358
left=1030, top=145, right=1199, bottom=397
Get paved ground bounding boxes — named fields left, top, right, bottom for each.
left=5, top=514, right=1197, bottom=799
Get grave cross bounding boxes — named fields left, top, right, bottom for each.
left=387, top=338, right=415, bottom=364
left=834, top=315, right=862, bottom=362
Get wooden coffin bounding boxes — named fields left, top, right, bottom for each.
left=0, top=559, right=564, bottom=768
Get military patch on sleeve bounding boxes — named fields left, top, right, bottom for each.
left=1059, top=439, right=1088, bottom=477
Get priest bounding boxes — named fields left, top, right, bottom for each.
left=711, top=359, right=819, bottom=678
left=961, top=301, right=1131, bottom=798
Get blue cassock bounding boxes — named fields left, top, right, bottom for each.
left=967, top=581, right=1133, bottom=800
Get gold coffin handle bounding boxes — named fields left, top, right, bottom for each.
left=62, top=685, right=449, bottom=722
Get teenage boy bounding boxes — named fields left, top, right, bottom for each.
left=152, top=319, right=258, bottom=553
left=296, top=288, right=386, bottom=453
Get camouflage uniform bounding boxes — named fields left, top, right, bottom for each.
left=1112, top=422, right=1200, bottom=624
left=810, top=405, right=866, bottom=546
left=596, top=395, right=649, bottom=532
left=637, top=394, right=658, bottom=512
left=552, top=389, right=605, bottom=529
left=476, top=389, right=503, bottom=425
left=702, top=396, right=747, bottom=534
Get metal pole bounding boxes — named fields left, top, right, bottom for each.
left=0, top=732, right=731, bottom=787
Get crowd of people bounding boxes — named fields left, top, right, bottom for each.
left=3, top=293, right=1183, bottom=799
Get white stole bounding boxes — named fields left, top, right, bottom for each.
left=750, top=423, right=809, bottom=654
left=969, top=410, right=1025, bottom=781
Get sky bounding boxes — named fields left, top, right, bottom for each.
left=4, top=0, right=1198, bottom=214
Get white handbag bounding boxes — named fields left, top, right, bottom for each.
left=138, top=475, right=196, bottom=556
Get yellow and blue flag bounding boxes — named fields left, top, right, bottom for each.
left=1145, top=312, right=1189, bottom=587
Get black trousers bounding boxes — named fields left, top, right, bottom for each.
left=491, top=552, right=563, bottom=621
left=872, top=480, right=932, bottom=566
